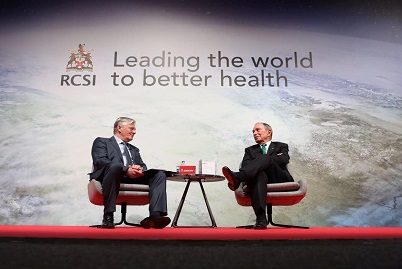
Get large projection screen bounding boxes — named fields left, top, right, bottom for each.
left=0, top=1, right=401, bottom=227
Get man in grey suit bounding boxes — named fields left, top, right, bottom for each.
left=222, top=122, right=294, bottom=229
left=89, top=117, right=170, bottom=229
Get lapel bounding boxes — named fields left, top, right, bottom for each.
left=267, top=142, right=276, bottom=156
left=126, top=143, right=136, bottom=162
left=251, top=144, right=263, bottom=157
left=252, top=141, right=275, bottom=156
left=110, top=136, right=124, bottom=163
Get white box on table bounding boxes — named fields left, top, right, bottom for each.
left=199, top=160, right=216, bottom=175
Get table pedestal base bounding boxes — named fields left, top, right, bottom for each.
left=171, top=179, right=217, bottom=228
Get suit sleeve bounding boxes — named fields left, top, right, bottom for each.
left=91, top=137, right=112, bottom=169
left=240, top=148, right=253, bottom=168
left=271, top=143, right=290, bottom=166
left=131, top=147, right=147, bottom=171
left=241, top=143, right=291, bottom=168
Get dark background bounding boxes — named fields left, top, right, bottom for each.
left=1, top=0, right=401, bottom=43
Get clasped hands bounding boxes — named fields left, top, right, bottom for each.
left=126, top=164, right=144, bottom=179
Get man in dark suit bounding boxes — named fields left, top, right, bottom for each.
left=89, top=117, right=170, bottom=229
left=222, top=122, right=294, bottom=229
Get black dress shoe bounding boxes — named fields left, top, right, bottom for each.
left=222, top=166, right=240, bottom=191
left=254, top=218, right=268, bottom=230
left=140, top=216, right=171, bottom=229
left=101, top=213, right=115, bottom=229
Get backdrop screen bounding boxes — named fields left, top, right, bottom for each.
left=0, top=0, right=401, bottom=226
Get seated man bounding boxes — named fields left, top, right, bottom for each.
left=89, top=117, right=170, bottom=229
left=222, top=122, right=294, bottom=229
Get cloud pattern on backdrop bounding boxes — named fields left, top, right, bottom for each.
left=0, top=5, right=401, bottom=226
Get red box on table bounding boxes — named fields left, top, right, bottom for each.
left=179, top=165, right=196, bottom=175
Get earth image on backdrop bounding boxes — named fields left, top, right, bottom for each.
left=0, top=2, right=401, bottom=227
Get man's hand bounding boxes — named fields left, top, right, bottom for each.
left=126, top=165, right=144, bottom=179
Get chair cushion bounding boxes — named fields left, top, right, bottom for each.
left=267, top=182, right=301, bottom=192
left=88, top=179, right=149, bottom=206
left=235, top=180, right=307, bottom=207
left=119, top=183, right=150, bottom=192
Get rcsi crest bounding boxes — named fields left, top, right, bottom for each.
left=66, top=43, right=93, bottom=72
left=61, top=43, right=96, bottom=86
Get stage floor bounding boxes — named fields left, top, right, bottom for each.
left=1, top=225, right=402, bottom=269
left=1, top=225, right=402, bottom=240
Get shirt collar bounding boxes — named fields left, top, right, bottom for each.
left=260, top=140, right=271, bottom=148
left=113, top=135, right=125, bottom=145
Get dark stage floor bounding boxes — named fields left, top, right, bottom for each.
left=1, top=225, right=402, bottom=240
left=1, top=238, right=401, bottom=269
left=1, top=225, right=401, bottom=268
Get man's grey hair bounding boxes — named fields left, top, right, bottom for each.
left=113, top=117, right=136, bottom=134
left=256, top=122, right=273, bottom=134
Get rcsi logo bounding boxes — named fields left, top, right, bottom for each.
left=61, top=43, right=96, bottom=86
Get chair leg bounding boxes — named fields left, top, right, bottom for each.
left=267, top=204, right=309, bottom=229
left=90, top=203, right=142, bottom=227
left=236, top=204, right=309, bottom=229
left=116, top=202, right=142, bottom=227
left=114, top=204, right=124, bottom=226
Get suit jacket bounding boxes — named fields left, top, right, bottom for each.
left=241, top=141, right=294, bottom=183
left=89, top=136, right=147, bottom=181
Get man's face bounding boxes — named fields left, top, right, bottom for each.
left=253, top=123, right=272, bottom=144
left=117, top=123, right=136, bottom=142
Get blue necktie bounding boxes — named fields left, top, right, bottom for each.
left=121, top=142, right=133, bottom=165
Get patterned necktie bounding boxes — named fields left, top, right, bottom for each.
left=121, top=142, right=133, bottom=165
left=261, top=143, right=267, bottom=155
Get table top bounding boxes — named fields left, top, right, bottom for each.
left=167, top=174, right=225, bottom=182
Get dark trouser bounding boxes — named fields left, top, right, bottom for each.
left=98, top=163, right=168, bottom=216
left=246, top=171, right=269, bottom=218
left=239, top=154, right=293, bottom=183
left=240, top=155, right=293, bottom=218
